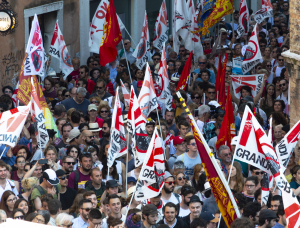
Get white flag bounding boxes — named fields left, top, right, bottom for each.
left=241, top=24, right=262, bottom=74
left=236, top=0, right=249, bottom=39
left=49, top=22, right=74, bottom=80
left=133, top=11, right=150, bottom=70
left=153, top=0, right=169, bottom=50
left=89, top=0, right=109, bottom=53
left=135, top=128, right=165, bottom=201
left=24, top=14, right=45, bottom=76
left=253, top=0, right=273, bottom=24
left=120, top=79, right=130, bottom=107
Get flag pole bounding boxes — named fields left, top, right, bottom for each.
left=121, top=40, right=133, bottom=84
left=156, top=108, right=166, bottom=160
left=125, top=134, right=129, bottom=198
left=203, top=93, right=205, bottom=105
left=122, top=181, right=138, bottom=227
left=123, top=27, right=137, bottom=47
left=176, top=91, right=241, bottom=218
left=0, top=145, right=8, bottom=160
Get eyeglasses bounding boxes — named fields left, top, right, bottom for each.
left=278, top=59, right=284, bottom=61
left=153, top=58, right=160, bottom=61
left=245, top=185, right=255, bottom=188
left=7, top=197, right=17, bottom=203
left=81, top=207, right=92, bottom=212
left=179, top=50, right=185, bottom=53
left=188, top=143, right=197, bottom=146
left=208, top=92, right=215, bottom=94
left=87, top=135, right=95, bottom=139
left=198, top=62, right=206, bottom=65
left=178, top=176, right=187, bottom=181
left=92, top=64, right=98, bottom=66
left=191, top=96, right=200, bottom=99
left=59, top=176, right=69, bottom=180
left=166, top=181, right=175, bottom=185
left=17, top=161, right=26, bottom=164
left=266, top=65, right=272, bottom=67
left=63, top=162, right=76, bottom=165
left=14, top=215, right=24, bottom=219
left=223, top=153, right=231, bottom=157
left=226, top=70, right=231, bottom=73
left=168, top=64, right=174, bottom=66
left=279, top=83, right=286, bottom=87
left=24, top=169, right=28, bottom=172
left=96, top=86, right=103, bottom=90
left=102, top=127, right=108, bottom=130
left=255, top=171, right=264, bottom=175
left=124, top=42, right=130, bottom=45
left=101, top=110, right=109, bottom=113
left=34, top=217, right=45, bottom=224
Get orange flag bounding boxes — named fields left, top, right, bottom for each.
left=216, top=86, right=235, bottom=151
left=176, top=51, right=193, bottom=90
left=177, top=94, right=239, bottom=227
left=218, top=53, right=228, bottom=109
left=99, top=0, right=122, bottom=66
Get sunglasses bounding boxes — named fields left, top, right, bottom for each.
left=166, top=181, right=175, bottom=185
left=189, top=143, right=197, bottom=146
left=178, top=176, right=187, bottom=181
left=97, top=86, right=103, bottom=89
left=223, top=153, right=231, bottom=157
left=87, top=135, right=95, bottom=139
left=179, top=50, right=185, bottom=52
left=267, top=65, right=272, bottom=67
left=91, top=101, right=99, bottom=104
left=103, top=127, right=108, bottom=130
left=81, top=208, right=92, bottom=212
left=226, top=70, right=231, bottom=73
left=124, top=43, right=130, bottom=45
left=198, top=62, right=206, bottom=65
left=5, top=91, right=12, bottom=94
left=278, top=59, right=284, bottom=61
left=63, top=162, right=76, bottom=165
left=24, top=169, right=28, bottom=172
left=279, top=83, right=286, bottom=87
left=59, top=176, right=69, bottom=180
left=14, top=215, right=24, bottom=219
left=255, top=171, right=264, bottom=175
left=101, top=110, right=109, bottom=113
left=192, top=96, right=200, bottom=99
left=168, top=64, right=174, bottom=66
left=153, top=58, right=160, bottom=61
left=92, top=64, right=98, bottom=66
left=208, top=92, right=215, bottom=94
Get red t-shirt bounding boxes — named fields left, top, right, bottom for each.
left=69, top=69, right=80, bottom=81
left=106, top=81, right=115, bottom=96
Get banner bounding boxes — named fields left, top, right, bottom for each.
left=24, top=14, right=44, bottom=76
left=120, top=79, right=130, bottom=107
left=157, top=43, right=172, bottom=112
left=30, top=77, right=49, bottom=150
left=236, top=0, right=249, bottom=39
left=253, top=0, right=273, bottom=24
left=138, top=63, right=158, bottom=120
left=275, top=120, right=300, bottom=172
left=135, top=128, right=165, bottom=201
left=261, top=173, right=273, bottom=206
left=89, top=0, right=109, bottom=53
left=177, top=93, right=240, bottom=227
left=99, top=0, right=122, bottom=66
left=241, top=23, right=262, bottom=74
left=0, top=104, right=30, bottom=147
left=268, top=117, right=273, bottom=145
left=107, top=88, right=127, bottom=167
left=153, top=0, right=168, bottom=50
left=230, top=74, right=264, bottom=99
left=216, top=87, right=235, bottom=150
left=133, top=11, right=150, bottom=69
left=49, top=22, right=74, bottom=79
left=176, top=51, right=193, bottom=91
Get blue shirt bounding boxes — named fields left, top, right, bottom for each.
left=176, top=153, right=201, bottom=179
left=72, top=215, right=88, bottom=228
left=193, top=68, right=216, bottom=84
left=61, top=98, right=91, bottom=115
left=272, top=223, right=285, bottom=228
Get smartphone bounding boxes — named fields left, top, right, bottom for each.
left=39, top=159, right=48, bottom=164
left=194, top=109, right=199, bottom=117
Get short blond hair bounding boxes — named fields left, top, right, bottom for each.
left=21, top=177, right=39, bottom=192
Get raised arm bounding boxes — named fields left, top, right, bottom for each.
left=253, top=74, right=268, bottom=105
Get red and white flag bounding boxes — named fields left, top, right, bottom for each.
left=49, top=22, right=74, bottom=79
left=0, top=104, right=30, bottom=147
left=253, top=0, right=273, bottom=24
left=133, top=11, right=150, bottom=70
left=156, top=43, right=172, bottom=113
left=230, top=74, right=264, bottom=99
left=241, top=24, right=262, bottom=74
left=89, top=0, right=109, bottom=53
left=30, top=77, right=49, bottom=150
left=128, top=87, right=150, bottom=166
left=275, top=120, right=300, bottom=172
left=135, top=128, right=165, bottom=201
left=172, top=0, right=189, bottom=53
left=153, top=0, right=168, bottom=50
left=120, top=79, right=130, bottom=107
left=261, top=173, right=273, bottom=206
left=24, top=14, right=44, bottom=76
left=268, top=117, right=273, bottom=145
left=138, top=63, right=158, bottom=120
left=236, top=0, right=249, bottom=39
left=107, top=88, right=127, bottom=167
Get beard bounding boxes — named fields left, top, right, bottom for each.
left=85, top=139, right=94, bottom=145
left=102, top=131, right=110, bottom=138
left=164, top=185, right=173, bottom=194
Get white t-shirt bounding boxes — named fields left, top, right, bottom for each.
left=197, top=120, right=205, bottom=134
left=179, top=207, right=191, bottom=217
left=161, top=193, right=182, bottom=205
left=0, top=180, right=18, bottom=201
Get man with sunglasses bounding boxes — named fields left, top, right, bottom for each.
left=276, top=78, right=289, bottom=113
left=90, top=79, right=112, bottom=100
left=273, top=55, right=285, bottom=78
left=117, top=39, right=136, bottom=64
left=61, top=156, right=76, bottom=174
left=161, top=171, right=182, bottom=206
left=73, top=199, right=93, bottom=228
left=193, top=55, right=216, bottom=84
left=250, top=165, right=264, bottom=185
left=56, top=169, right=77, bottom=212
left=217, top=145, right=232, bottom=175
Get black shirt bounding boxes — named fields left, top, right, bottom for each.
left=60, top=187, right=77, bottom=210
left=158, top=218, right=189, bottom=228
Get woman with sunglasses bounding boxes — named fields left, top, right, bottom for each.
left=97, top=103, right=111, bottom=120
left=62, top=89, right=70, bottom=100
left=0, top=190, right=17, bottom=218
left=226, top=161, right=244, bottom=194
left=259, top=83, right=276, bottom=119
left=190, top=91, right=201, bottom=106
left=12, top=208, right=25, bottom=220
left=175, top=171, right=188, bottom=187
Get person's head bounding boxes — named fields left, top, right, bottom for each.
left=12, top=208, right=25, bottom=220
left=97, top=103, right=111, bottom=120
left=62, top=122, right=73, bottom=140
left=42, top=169, right=60, bottom=188
left=55, top=169, right=69, bottom=188
left=198, top=55, right=208, bottom=70
left=243, top=201, right=261, bottom=225
left=231, top=217, right=254, bottom=228
left=277, top=55, right=285, bottom=67
left=273, top=100, right=285, bottom=113
left=152, top=53, right=161, bottom=66
left=178, top=120, right=189, bottom=138
left=21, top=176, right=39, bottom=193
left=88, top=209, right=103, bottom=228
left=274, top=124, right=283, bottom=140
left=146, top=121, right=155, bottom=137
left=291, top=165, right=300, bottom=182
left=66, top=145, right=80, bottom=161
left=258, top=209, right=277, bottom=227
left=55, top=213, right=74, bottom=227
left=13, top=198, right=29, bottom=215
left=244, top=176, right=259, bottom=195
left=79, top=152, right=93, bottom=172
left=270, top=195, right=282, bottom=213
left=250, top=166, right=264, bottom=181
left=90, top=168, right=102, bottom=186
left=75, top=87, right=87, bottom=104
left=43, top=145, right=57, bottom=163
left=108, top=194, right=121, bottom=216
left=33, top=210, right=51, bottom=224
left=13, top=145, right=30, bottom=160
left=15, top=156, right=26, bottom=171
left=186, top=135, right=197, bottom=153
left=79, top=199, right=93, bottom=220
left=123, top=39, right=131, bottom=51
left=165, top=109, right=175, bottom=125
left=174, top=171, right=187, bottom=187
left=198, top=105, right=210, bottom=121
left=162, top=202, right=177, bottom=223
left=44, top=76, right=54, bottom=92
left=188, top=195, right=203, bottom=218
left=0, top=190, right=16, bottom=212
left=180, top=185, right=196, bottom=206
left=279, top=78, right=288, bottom=93
left=142, top=204, right=158, bottom=225
left=164, top=171, right=175, bottom=193
left=48, top=199, right=62, bottom=216
left=190, top=217, right=207, bottom=228
left=218, top=145, right=231, bottom=163
left=61, top=156, right=76, bottom=173
left=83, top=191, right=98, bottom=209
left=227, top=161, right=244, bottom=192
left=81, top=130, right=95, bottom=146
left=2, top=86, right=13, bottom=97
left=106, top=180, right=119, bottom=195
left=173, top=136, right=187, bottom=153
left=207, top=85, right=216, bottom=101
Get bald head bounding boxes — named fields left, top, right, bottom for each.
left=124, top=39, right=131, bottom=51
left=82, top=130, right=93, bottom=137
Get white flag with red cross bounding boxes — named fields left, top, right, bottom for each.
left=236, top=0, right=249, bottom=39
left=135, top=128, right=165, bottom=201
left=49, top=22, right=74, bottom=80
left=253, top=0, right=273, bottom=24
left=120, top=79, right=130, bottom=107
left=153, top=0, right=169, bottom=50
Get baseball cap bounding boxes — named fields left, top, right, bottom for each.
left=189, top=195, right=203, bottom=205
left=88, top=104, right=98, bottom=111
left=43, top=169, right=59, bottom=185
left=241, top=95, right=254, bottom=102
left=55, top=169, right=66, bottom=178
left=164, top=171, right=174, bottom=180
left=231, top=136, right=238, bottom=146
left=66, top=129, right=81, bottom=143
left=200, top=211, right=219, bottom=223
left=142, top=204, right=158, bottom=215
left=173, top=136, right=186, bottom=145
left=127, top=177, right=137, bottom=184
left=259, top=209, right=277, bottom=220
left=106, top=180, right=119, bottom=188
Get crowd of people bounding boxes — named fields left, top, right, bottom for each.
left=0, top=1, right=295, bottom=227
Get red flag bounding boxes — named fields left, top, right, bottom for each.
left=218, top=53, right=229, bottom=109
left=216, top=87, right=235, bottom=151
left=177, top=95, right=239, bottom=227
left=215, top=54, right=222, bottom=92
left=176, top=51, right=193, bottom=90
left=99, top=0, right=122, bottom=66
